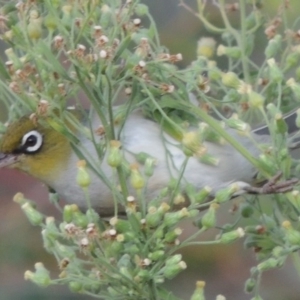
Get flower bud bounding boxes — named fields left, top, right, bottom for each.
left=220, top=227, right=245, bottom=244
left=197, top=37, right=216, bottom=58
left=86, top=208, right=100, bottom=223
left=164, top=227, right=182, bottom=243
left=76, top=160, right=91, bottom=188
left=158, top=202, right=171, bottom=214
left=55, top=243, right=75, bottom=261
left=208, top=66, right=222, bottom=81
left=215, top=183, right=240, bottom=203
left=24, top=263, right=51, bottom=287
left=274, top=113, right=287, bottom=134
left=267, top=58, right=283, bottom=82
left=182, top=131, right=206, bottom=157
left=240, top=203, right=254, bottom=218
left=198, top=153, right=219, bottom=166
left=201, top=203, right=219, bottom=229
left=282, top=220, right=300, bottom=245
left=73, top=211, right=88, bottom=228
left=190, top=281, right=206, bottom=300
left=244, top=278, right=256, bottom=293
left=120, top=267, right=132, bottom=279
left=107, top=140, right=122, bottom=168
left=264, top=34, right=282, bottom=58
left=135, top=270, right=151, bottom=281
left=284, top=51, right=300, bottom=70
left=258, top=154, right=276, bottom=174
left=146, top=206, right=162, bottom=228
left=135, top=3, right=149, bottom=16
left=69, top=281, right=83, bottom=293
left=248, top=91, right=264, bottom=109
left=43, top=218, right=59, bottom=246
left=272, top=246, right=285, bottom=258
left=194, top=186, right=212, bottom=204
left=135, top=152, right=153, bottom=164
left=13, top=192, right=27, bottom=205
left=221, top=72, right=241, bottom=89
left=257, top=257, right=279, bottom=272
left=227, top=114, right=249, bottom=132
left=217, top=45, right=241, bottom=59
left=266, top=103, right=278, bottom=116
left=41, top=229, right=55, bottom=252
left=130, top=164, right=145, bottom=190
left=63, top=204, right=79, bottom=223
left=44, top=13, right=57, bottom=32
left=21, top=202, right=44, bottom=226
left=164, top=208, right=189, bottom=227
left=287, top=78, right=300, bottom=99
left=144, top=157, right=156, bottom=177
left=174, top=193, right=185, bottom=205
left=246, top=10, right=262, bottom=29
left=112, top=218, right=131, bottom=233
left=27, top=11, right=43, bottom=40
left=148, top=250, right=165, bottom=261
left=163, top=260, right=187, bottom=279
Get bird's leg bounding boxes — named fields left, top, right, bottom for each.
left=243, top=171, right=299, bottom=195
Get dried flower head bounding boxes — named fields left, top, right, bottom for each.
left=53, top=35, right=64, bottom=49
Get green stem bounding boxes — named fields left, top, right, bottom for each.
left=180, top=102, right=270, bottom=178
left=105, top=72, right=116, bottom=140
left=178, top=0, right=225, bottom=33
left=238, top=0, right=251, bottom=82
left=169, top=157, right=189, bottom=207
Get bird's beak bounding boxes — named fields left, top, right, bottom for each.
left=0, top=153, right=19, bottom=168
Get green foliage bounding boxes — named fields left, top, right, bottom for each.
left=1, top=0, right=300, bottom=299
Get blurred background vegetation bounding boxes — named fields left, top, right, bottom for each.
left=1, top=0, right=300, bottom=299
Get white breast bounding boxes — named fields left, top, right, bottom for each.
left=49, top=111, right=261, bottom=215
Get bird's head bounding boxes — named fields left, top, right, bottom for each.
left=0, top=115, right=72, bottom=184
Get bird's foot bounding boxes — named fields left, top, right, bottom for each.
left=244, top=171, right=299, bottom=195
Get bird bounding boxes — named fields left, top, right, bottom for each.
left=0, top=107, right=298, bottom=216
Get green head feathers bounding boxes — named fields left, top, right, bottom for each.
left=0, top=115, right=72, bottom=183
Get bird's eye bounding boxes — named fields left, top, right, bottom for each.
left=21, top=130, right=43, bottom=153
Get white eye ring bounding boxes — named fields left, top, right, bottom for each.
left=21, top=130, right=43, bottom=153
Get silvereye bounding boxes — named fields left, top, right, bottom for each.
left=0, top=109, right=297, bottom=216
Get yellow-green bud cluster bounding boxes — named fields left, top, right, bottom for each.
left=287, top=78, right=300, bottom=99
left=267, top=58, right=283, bottom=82
left=248, top=91, right=264, bottom=109
left=24, top=263, right=51, bottom=287
left=27, top=10, right=43, bottom=40
left=219, top=227, right=245, bottom=244
left=221, top=71, right=241, bottom=89
left=163, top=254, right=187, bottom=279
left=76, top=160, right=91, bottom=188
left=201, top=203, right=219, bottom=229
left=282, top=220, right=300, bottom=245
left=190, top=281, right=206, bottom=300
left=15, top=195, right=44, bottom=226
left=130, top=164, right=145, bottom=190
left=197, top=37, right=216, bottom=58
left=217, top=45, right=241, bottom=59
left=264, top=34, right=282, bottom=58
left=107, top=140, right=122, bottom=168
left=182, top=131, right=206, bottom=157
left=215, top=183, right=241, bottom=203
left=227, top=114, right=250, bottom=133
